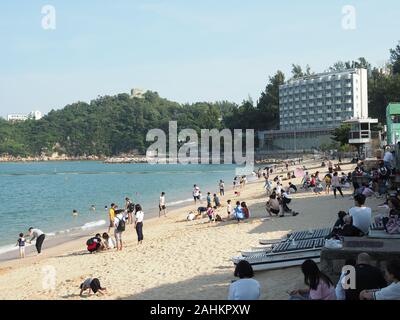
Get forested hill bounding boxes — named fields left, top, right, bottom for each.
left=0, top=92, right=236, bottom=157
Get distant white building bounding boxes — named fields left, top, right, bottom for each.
left=7, top=114, right=28, bottom=122
left=28, top=111, right=43, bottom=120
left=131, top=88, right=147, bottom=99
left=7, top=110, right=43, bottom=122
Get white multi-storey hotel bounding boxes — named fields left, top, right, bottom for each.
left=258, top=68, right=369, bottom=153
left=279, top=68, right=368, bottom=130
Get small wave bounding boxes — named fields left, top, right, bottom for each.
left=81, top=220, right=106, bottom=230
left=168, top=198, right=193, bottom=206
left=0, top=243, right=33, bottom=255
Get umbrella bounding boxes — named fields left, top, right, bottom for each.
left=295, top=168, right=304, bottom=178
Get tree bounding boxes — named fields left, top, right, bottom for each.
left=390, top=41, right=400, bottom=75
left=291, top=64, right=304, bottom=79
left=332, top=124, right=351, bottom=146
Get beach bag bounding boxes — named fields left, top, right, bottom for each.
left=386, top=216, right=400, bottom=234
left=116, top=217, right=125, bottom=232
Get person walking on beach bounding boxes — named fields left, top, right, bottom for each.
left=332, top=172, right=344, bottom=199
left=193, top=185, right=201, bottom=204
left=114, top=210, right=126, bottom=251
left=16, top=233, right=26, bottom=259
left=324, top=173, right=332, bottom=195
left=159, top=192, right=166, bottom=217
left=27, top=227, right=45, bottom=255
left=108, top=203, right=116, bottom=233
left=135, top=204, right=144, bottom=244
left=219, top=180, right=225, bottom=196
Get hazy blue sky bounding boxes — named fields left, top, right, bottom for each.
left=0, top=0, right=399, bottom=117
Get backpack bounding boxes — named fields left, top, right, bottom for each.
left=86, top=238, right=95, bottom=246
left=116, top=217, right=126, bottom=232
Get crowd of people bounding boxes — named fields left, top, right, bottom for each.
left=228, top=256, right=400, bottom=300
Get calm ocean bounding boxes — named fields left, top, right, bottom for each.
left=0, top=162, right=241, bottom=252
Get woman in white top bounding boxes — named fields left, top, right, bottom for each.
left=135, top=204, right=144, bottom=244
left=228, top=260, right=260, bottom=300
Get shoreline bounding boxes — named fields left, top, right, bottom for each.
left=0, top=157, right=330, bottom=260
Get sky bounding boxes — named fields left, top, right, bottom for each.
left=0, top=0, right=399, bottom=118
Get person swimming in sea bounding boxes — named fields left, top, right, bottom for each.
left=72, top=209, right=78, bottom=217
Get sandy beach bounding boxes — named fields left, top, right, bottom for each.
left=0, top=161, right=384, bottom=300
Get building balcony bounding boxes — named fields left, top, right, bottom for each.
left=326, top=101, right=332, bottom=105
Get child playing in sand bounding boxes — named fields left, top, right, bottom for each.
left=16, top=233, right=26, bottom=258
left=227, top=200, right=232, bottom=219
left=79, top=278, right=107, bottom=297
left=234, top=201, right=245, bottom=223
left=206, top=204, right=215, bottom=222
left=102, top=233, right=115, bottom=250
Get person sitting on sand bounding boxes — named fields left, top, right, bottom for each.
left=227, top=200, right=232, bottom=219
left=241, top=202, right=250, bottom=219
left=86, top=234, right=105, bottom=253
left=80, top=278, right=107, bottom=297
left=234, top=201, right=245, bottom=223
left=288, top=182, right=297, bottom=193
left=289, top=259, right=336, bottom=300
left=228, top=260, right=260, bottom=300
left=206, top=204, right=215, bottom=223
left=197, top=206, right=207, bottom=218
left=280, top=191, right=293, bottom=215
left=266, top=193, right=280, bottom=217
left=102, top=233, right=115, bottom=250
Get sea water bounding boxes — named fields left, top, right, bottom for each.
left=0, top=161, right=240, bottom=252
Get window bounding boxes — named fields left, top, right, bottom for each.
left=391, top=115, right=400, bottom=123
